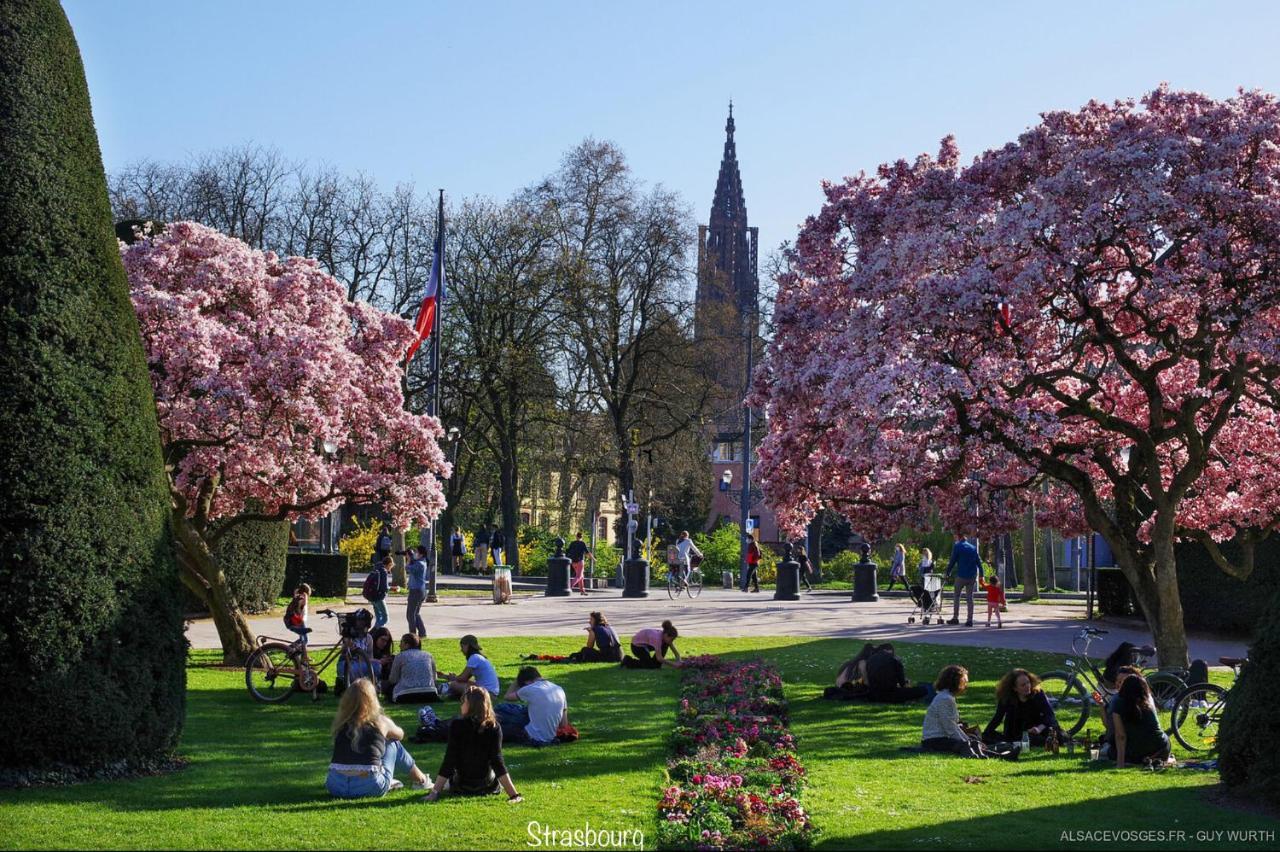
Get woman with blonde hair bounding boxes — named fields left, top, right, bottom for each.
left=887, top=543, right=908, bottom=592
left=424, top=685, right=522, bottom=802
left=918, top=547, right=934, bottom=580
left=326, top=679, right=428, bottom=798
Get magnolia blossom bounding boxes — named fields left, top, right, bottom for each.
left=124, top=221, right=449, bottom=529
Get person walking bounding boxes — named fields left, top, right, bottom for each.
left=945, top=532, right=983, bottom=627
left=566, top=532, right=592, bottom=596
left=449, top=527, right=466, bottom=575
left=742, top=534, right=761, bottom=593
left=364, top=556, right=392, bottom=628
left=405, top=545, right=428, bottom=638
left=795, top=540, right=815, bottom=591
left=472, top=524, right=489, bottom=574
left=980, top=573, right=1006, bottom=628
left=375, top=524, right=394, bottom=564
left=887, top=543, right=908, bottom=592
left=490, top=525, right=505, bottom=568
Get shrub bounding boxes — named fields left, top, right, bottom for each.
left=212, top=520, right=289, bottom=613
left=1218, top=589, right=1280, bottom=807
left=0, top=0, right=184, bottom=776
left=823, top=551, right=861, bottom=583
left=283, top=553, right=350, bottom=598
left=339, top=516, right=382, bottom=573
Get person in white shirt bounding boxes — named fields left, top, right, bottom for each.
left=673, top=531, right=702, bottom=586
left=440, top=635, right=501, bottom=698
left=496, top=667, right=570, bottom=744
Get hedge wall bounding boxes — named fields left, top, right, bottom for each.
left=1218, top=588, right=1280, bottom=807
left=0, top=0, right=185, bottom=776
left=184, top=520, right=289, bottom=614
left=284, top=553, right=350, bottom=598
left=1098, top=538, right=1280, bottom=638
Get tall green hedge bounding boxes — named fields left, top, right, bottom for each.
left=183, top=520, right=289, bottom=615
left=0, top=0, right=185, bottom=777
left=1218, top=589, right=1280, bottom=807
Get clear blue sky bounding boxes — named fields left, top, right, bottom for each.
left=66, top=1, right=1280, bottom=259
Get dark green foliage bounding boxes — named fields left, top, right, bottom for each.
left=283, top=553, right=350, bottom=597
left=1097, top=539, right=1280, bottom=637
left=183, top=521, right=289, bottom=615
left=0, top=0, right=184, bottom=775
left=1218, top=590, right=1280, bottom=807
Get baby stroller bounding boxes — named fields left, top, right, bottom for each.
left=907, top=573, right=944, bottom=625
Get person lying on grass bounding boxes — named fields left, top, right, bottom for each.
left=326, top=679, right=429, bottom=798
left=1111, top=674, right=1174, bottom=769
left=982, top=669, right=1063, bottom=747
left=423, top=686, right=523, bottom=803
left=624, top=621, right=682, bottom=669
left=496, top=666, right=570, bottom=745
left=439, top=634, right=501, bottom=698
left=921, top=665, right=1018, bottom=760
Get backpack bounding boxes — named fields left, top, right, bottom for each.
left=284, top=594, right=305, bottom=627
left=361, top=569, right=382, bottom=600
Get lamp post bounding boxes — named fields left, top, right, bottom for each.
left=321, top=440, right=339, bottom=553
left=428, top=426, right=462, bottom=602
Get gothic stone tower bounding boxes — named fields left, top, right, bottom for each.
left=695, top=105, right=778, bottom=543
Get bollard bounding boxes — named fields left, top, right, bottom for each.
left=622, top=557, right=650, bottom=598
left=774, top=542, right=801, bottom=601
left=851, top=542, right=880, bottom=602
left=722, top=570, right=733, bottom=589
left=545, top=537, right=571, bottom=597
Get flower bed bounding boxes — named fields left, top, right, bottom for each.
left=658, top=657, right=814, bottom=850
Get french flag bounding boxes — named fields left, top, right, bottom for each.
left=405, top=231, right=444, bottom=364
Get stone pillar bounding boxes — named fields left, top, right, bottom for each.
left=773, top=541, right=800, bottom=601
left=545, top=537, right=571, bottom=597
left=622, top=557, right=649, bottom=598
left=851, top=543, right=880, bottom=602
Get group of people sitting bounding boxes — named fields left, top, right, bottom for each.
left=829, top=642, right=1174, bottom=768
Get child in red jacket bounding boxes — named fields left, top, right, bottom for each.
left=979, top=574, right=1006, bottom=628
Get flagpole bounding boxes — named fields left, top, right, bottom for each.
left=426, top=189, right=445, bottom=603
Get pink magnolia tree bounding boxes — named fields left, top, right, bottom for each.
left=754, top=87, right=1280, bottom=666
left=124, top=222, right=449, bottom=663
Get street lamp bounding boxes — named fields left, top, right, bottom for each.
left=720, top=470, right=732, bottom=492
left=321, top=440, right=339, bottom=553
left=428, top=426, right=464, bottom=602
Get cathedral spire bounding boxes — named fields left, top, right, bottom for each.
left=711, top=103, right=746, bottom=227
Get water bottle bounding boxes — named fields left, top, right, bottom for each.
left=1021, top=731, right=1031, bottom=752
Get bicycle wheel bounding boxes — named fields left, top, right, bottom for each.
left=1147, top=671, right=1186, bottom=711
left=1038, top=671, right=1091, bottom=736
left=1170, top=683, right=1227, bottom=753
left=686, top=569, right=703, bottom=598
left=245, top=642, right=301, bottom=703
left=667, top=570, right=679, bottom=600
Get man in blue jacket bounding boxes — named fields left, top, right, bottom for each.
left=944, top=532, right=983, bottom=627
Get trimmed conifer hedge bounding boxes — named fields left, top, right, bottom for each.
left=0, top=0, right=185, bottom=777
left=183, top=521, right=290, bottom=615
left=284, top=553, right=351, bottom=598
left=1218, top=590, right=1280, bottom=807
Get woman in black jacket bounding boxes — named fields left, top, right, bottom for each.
left=423, top=686, right=522, bottom=802
left=982, top=669, right=1064, bottom=746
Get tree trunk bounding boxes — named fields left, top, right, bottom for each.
left=499, top=461, right=520, bottom=574
left=1108, top=530, right=1190, bottom=670
left=173, top=513, right=256, bottom=665
left=391, top=528, right=406, bottom=587
left=1021, top=505, right=1039, bottom=601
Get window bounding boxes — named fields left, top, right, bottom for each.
left=714, top=441, right=738, bottom=462
left=520, top=512, right=531, bottom=525
left=598, top=516, right=609, bottom=541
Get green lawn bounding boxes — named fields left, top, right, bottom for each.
left=1, top=637, right=1274, bottom=850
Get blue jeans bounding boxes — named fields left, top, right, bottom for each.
left=495, top=702, right=530, bottom=743
left=406, top=588, right=426, bottom=636
left=325, top=740, right=416, bottom=798
left=370, top=599, right=388, bottom=628
left=286, top=624, right=310, bottom=646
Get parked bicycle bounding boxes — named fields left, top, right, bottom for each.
left=1168, top=655, right=1247, bottom=752
left=244, top=608, right=377, bottom=703
left=1038, top=627, right=1187, bottom=736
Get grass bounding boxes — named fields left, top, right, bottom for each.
left=0, top=637, right=1274, bottom=850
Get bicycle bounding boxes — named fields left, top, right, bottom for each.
left=666, top=562, right=703, bottom=599
left=1037, top=627, right=1187, bottom=737
left=1168, top=655, right=1247, bottom=752
left=244, top=608, right=377, bottom=703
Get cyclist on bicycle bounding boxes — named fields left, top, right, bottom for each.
left=674, top=531, right=701, bottom=587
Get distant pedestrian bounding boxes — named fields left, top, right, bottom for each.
left=490, top=526, right=505, bottom=567
left=473, top=524, right=489, bottom=573
left=742, top=535, right=761, bottom=593
left=405, top=546, right=428, bottom=638
left=566, top=533, right=592, bottom=596
left=918, top=547, right=934, bottom=580
left=945, top=532, right=983, bottom=627
left=887, top=543, right=907, bottom=592
left=363, top=556, right=392, bottom=628
left=980, top=573, right=1006, bottom=628
left=450, top=527, right=466, bottom=574
left=795, top=540, right=814, bottom=591
left=375, top=524, right=393, bottom=564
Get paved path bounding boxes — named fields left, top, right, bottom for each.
left=187, top=586, right=1248, bottom=663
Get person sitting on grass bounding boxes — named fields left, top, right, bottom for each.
left=864, top=644, right=933, bottom=703
left=577, top=611, right=622, bottom=662
left=982, top=668, right=1063, bottom=746
left=326, top=679, right=428, bottom=798
left=423, top=686, right=523, bottom=803
left=1111, top=674, right=1173, bottom=769
left=496, top=666, right=570, bottom=745
left=1101, top=665, right=1142, bottom=750
left=625, top=621, right=681, bottom=669
left=921, top=665, right=1018, bottom=760
left=979, top=573, right=1006, bottom=628
left=440, top=634, right=501, bottom=697
left=834, top=643, right=877, bottom=690
left=369, top=627, right=395, bottom=697
left=387, top=633, right=439, bottom=704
